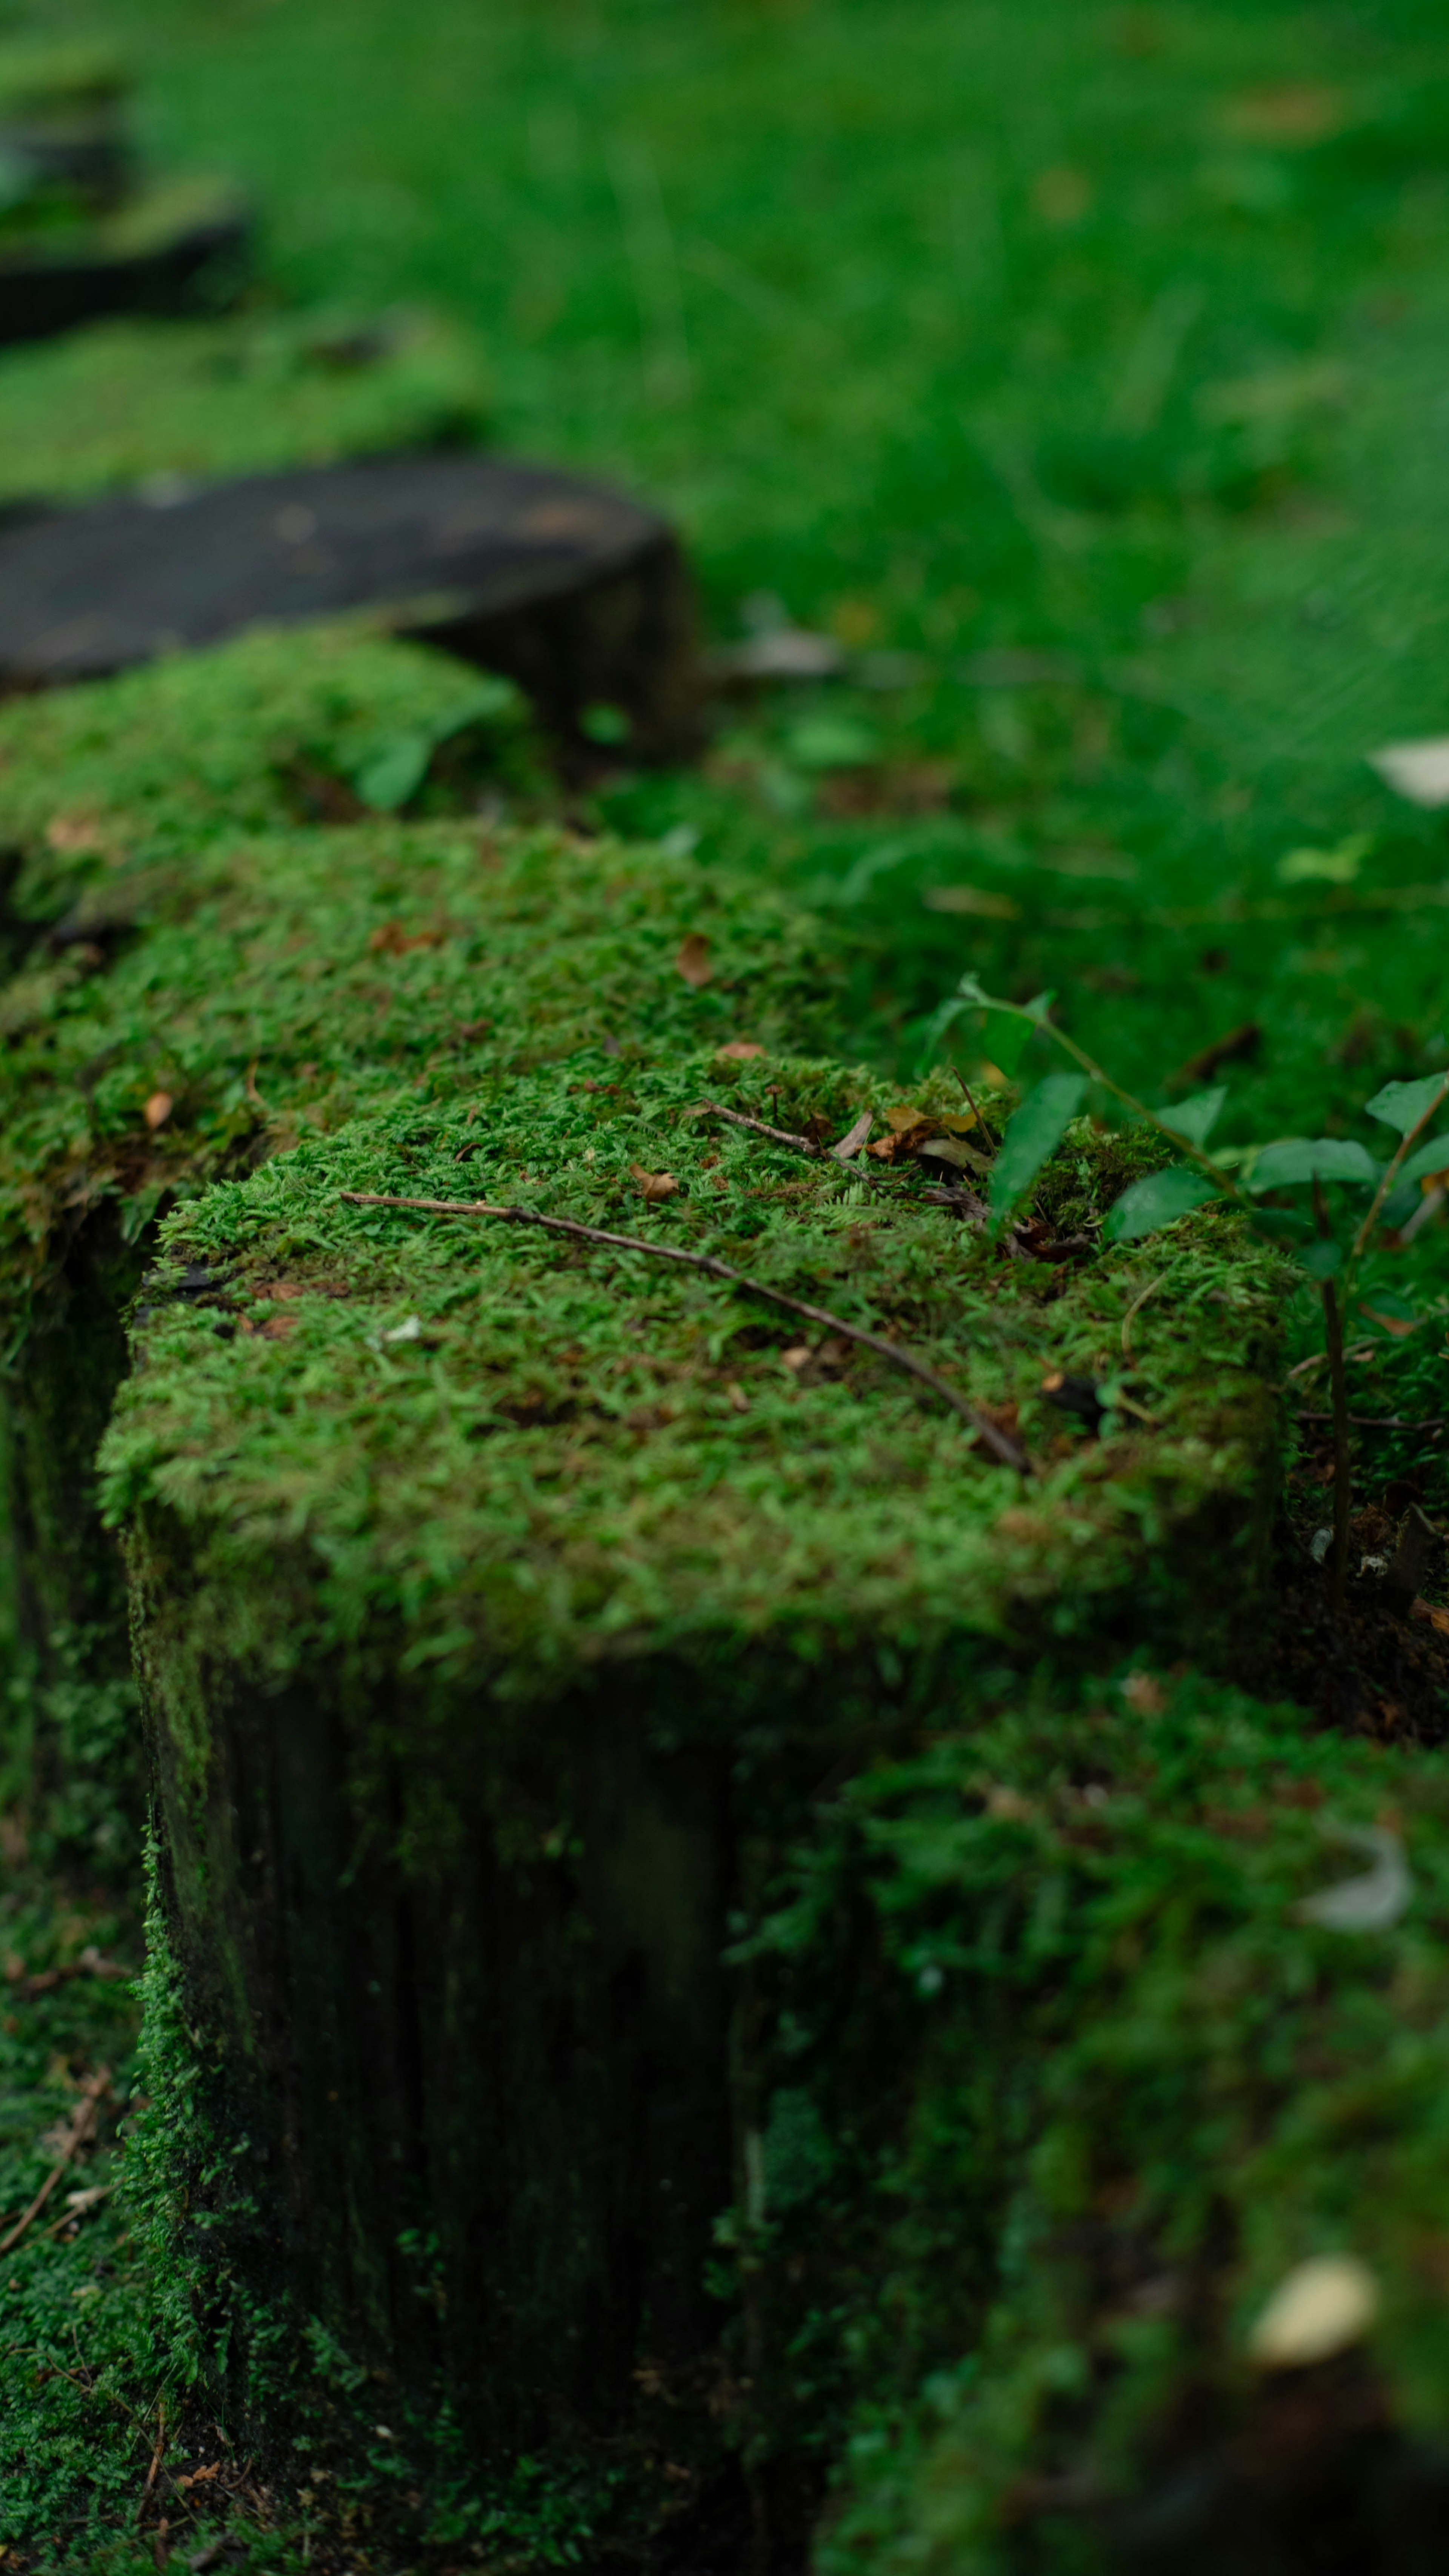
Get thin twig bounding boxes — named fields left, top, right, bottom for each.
left=1352, top=1073, right=1449, bottom=1259
left=952, top=1069, right=996, bottom=1150
left=1298, top=1411, right=1447, bottom=1432
left=138, top=2396, right=167, bottom=2524
left=5, top=1948, right=131, bottom=2004
left=698, top=1103, right=824, bottom=1155
left=0, top=2067, right=110, bottom=2257
left=698, top=1101, right=879, bottom=1169
left=1121, top=1270, right=1169, bottom=1358
left=340, top=1193, right=1031, bottom=1471
left=1321, top=1277, right=1351, bottom=1607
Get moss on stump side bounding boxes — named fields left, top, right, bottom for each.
left=740, top=1674, right=1449, bottom=2574
left=103, top=1056, right=1287, bottom=2524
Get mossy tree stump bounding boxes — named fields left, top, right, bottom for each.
left=103, top=1056, right=1285, bottom=2528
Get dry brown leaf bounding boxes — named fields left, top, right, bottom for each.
left=1122, top=1671, right=1166, bottom=1715
left=45, top=809, right=112, bottom=858
left=885, top=1104, right=929, bottom=1133
left=716, top=1039, right=764, bottom=1060
left=726, top=1382, right=750, bottom=1413
left=629, top=1164, right=679, bottom=1203
left=369, top=921, right=447, bottom=957
left=781, top=1346, right=812, bottom=1372
left=1222, top=84, right=1344, bottom=145
left=1412, top=1598, right=1449, bottom=1637
left=675, top=933, right=714, bottom=987
left=143, top=1091, right=174, bottom=1132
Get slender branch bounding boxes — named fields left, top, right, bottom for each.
left=1352, top=1072, right=1449, bottom=1259
left=0, top=2068, right=109, bottom=2258
left=698, top=1103, right=823, bottom=1155
left=1298, top=1411, right=1446, bottom=1432
left=952, top=1070, right=996, bottom=1150
left=1035, top=1019, right=1248, bottom=1200
left=1321, top=1278, right=1351, bottom=1608
left=340, top=1192, right=1031, bottom=1472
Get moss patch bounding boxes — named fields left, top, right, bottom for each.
left=0, top=307, right=490, bottom=505
left=106, top=1066, right=1286, bottom=1695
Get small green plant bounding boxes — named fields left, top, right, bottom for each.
left=928, top=972, right=1449, bottom=1604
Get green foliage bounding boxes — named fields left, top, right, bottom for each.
left=739, top=1667, right=1449, bottom=2576
left=988, top=1076, right=1086, bottom=1224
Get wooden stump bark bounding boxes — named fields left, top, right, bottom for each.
left=0, top=453, right=704, bottom=759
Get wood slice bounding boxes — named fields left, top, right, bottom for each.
left=0, top=197, right=251, bottom=346
left=0, top=451, right=704, bottom=759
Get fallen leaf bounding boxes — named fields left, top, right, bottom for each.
left=381, top=1315, right=423, bottom=1344
left=45, top=809, right=112, bottom=857
left=368, top=921, right=446, bottom=956
left=1248, top=2255, right=1379, bottom=2370
left=983, top=1783, right=1035, bottom=1822
left=1222, top=83, right=1345, bottom=146
left=675, top=933, right=714, bottom=987
left=629, top=1164, right=679, bottom=1203
left=726, top=1382, right=750, bottom=1413
left=143, top=1091, right=174, bottom=1131
left=711, top=629, right=843, bottom=683
left=716, top=1040, right=764, bottom=1060
left=259, top=1315, right=299, bottom=1341
left=1369, top=739, right=1449, bottom=809
left=1294, top=1824, right=1412, bottom=1931
left=781, top=1346, right=811, bottom=1371
left=1359, top=1306, right=1420, bottom=1338
left=1411, top=1597, right=1449, bottom=1636
left=1121, top=1671, right=1166, bottom=1715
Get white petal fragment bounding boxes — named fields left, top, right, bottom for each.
left=1248, top=2255, right=1381, bottom=2370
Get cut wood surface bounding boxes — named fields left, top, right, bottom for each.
left=0, top=452, right=703, bottom=756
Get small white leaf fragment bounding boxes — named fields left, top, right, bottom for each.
left=1248, top=2255, right=1381, bottom=2370
left=1370, top=738, right=1449, bottom=808
left=1309, top=1526, right=1332, bottom=1565
left=830, top=1110, right=874, bottom=1162
left=1294, top=1825, right=1412, bottom=1932
left=382, top=1315, right=423, bottom=1345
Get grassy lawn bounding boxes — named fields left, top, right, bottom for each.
left=98, top=0, right=1449, bottom=1119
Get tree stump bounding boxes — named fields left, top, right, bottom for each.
left=0, top=453, right=704, bottom=761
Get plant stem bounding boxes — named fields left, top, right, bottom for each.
left=1321, top=1276, right=1351, bottom=1608
left=1352, top=1070, right=1449, bottom=1258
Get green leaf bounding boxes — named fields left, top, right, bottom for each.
left=1396, top=1135, right=1449, bottom=1189
left=1298, top=1239, right=1343, bottom=1280
left=989, top=1074, right=1086, bottom=1221
left=1247, top=1138, right=1381, bottom=1192
left=1364, top=1073, right=1449, bottom=1135
left=1160, top=1086, right=1226, bottom=1149
left=1103, top=1166, right=1217, bottom=1243
left=981, top=1006, right=1035, bottom=1076
left=353, top=731, right=434, bottom=813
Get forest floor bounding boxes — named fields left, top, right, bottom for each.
left=5, top=0, right=1449, bottom=2564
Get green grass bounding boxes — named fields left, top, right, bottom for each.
left=75, top=0, right=1449, bottom=1143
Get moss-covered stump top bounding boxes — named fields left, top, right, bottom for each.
left=104, top=1060, right=1286, bottom=1701
left=0, top=796, right=851, bottom=1337
left=0, top=309, right=489, bottom=503
left=0, top=622, right=537, bottom=898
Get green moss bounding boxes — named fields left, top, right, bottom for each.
left=0, top=306, right=490, bottom=504
left=0, top=621, right=537, bottom=919
left=105, top=1070, right=1285, bottom=1700
left=737, top=1668, right=1449, bottom=2572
